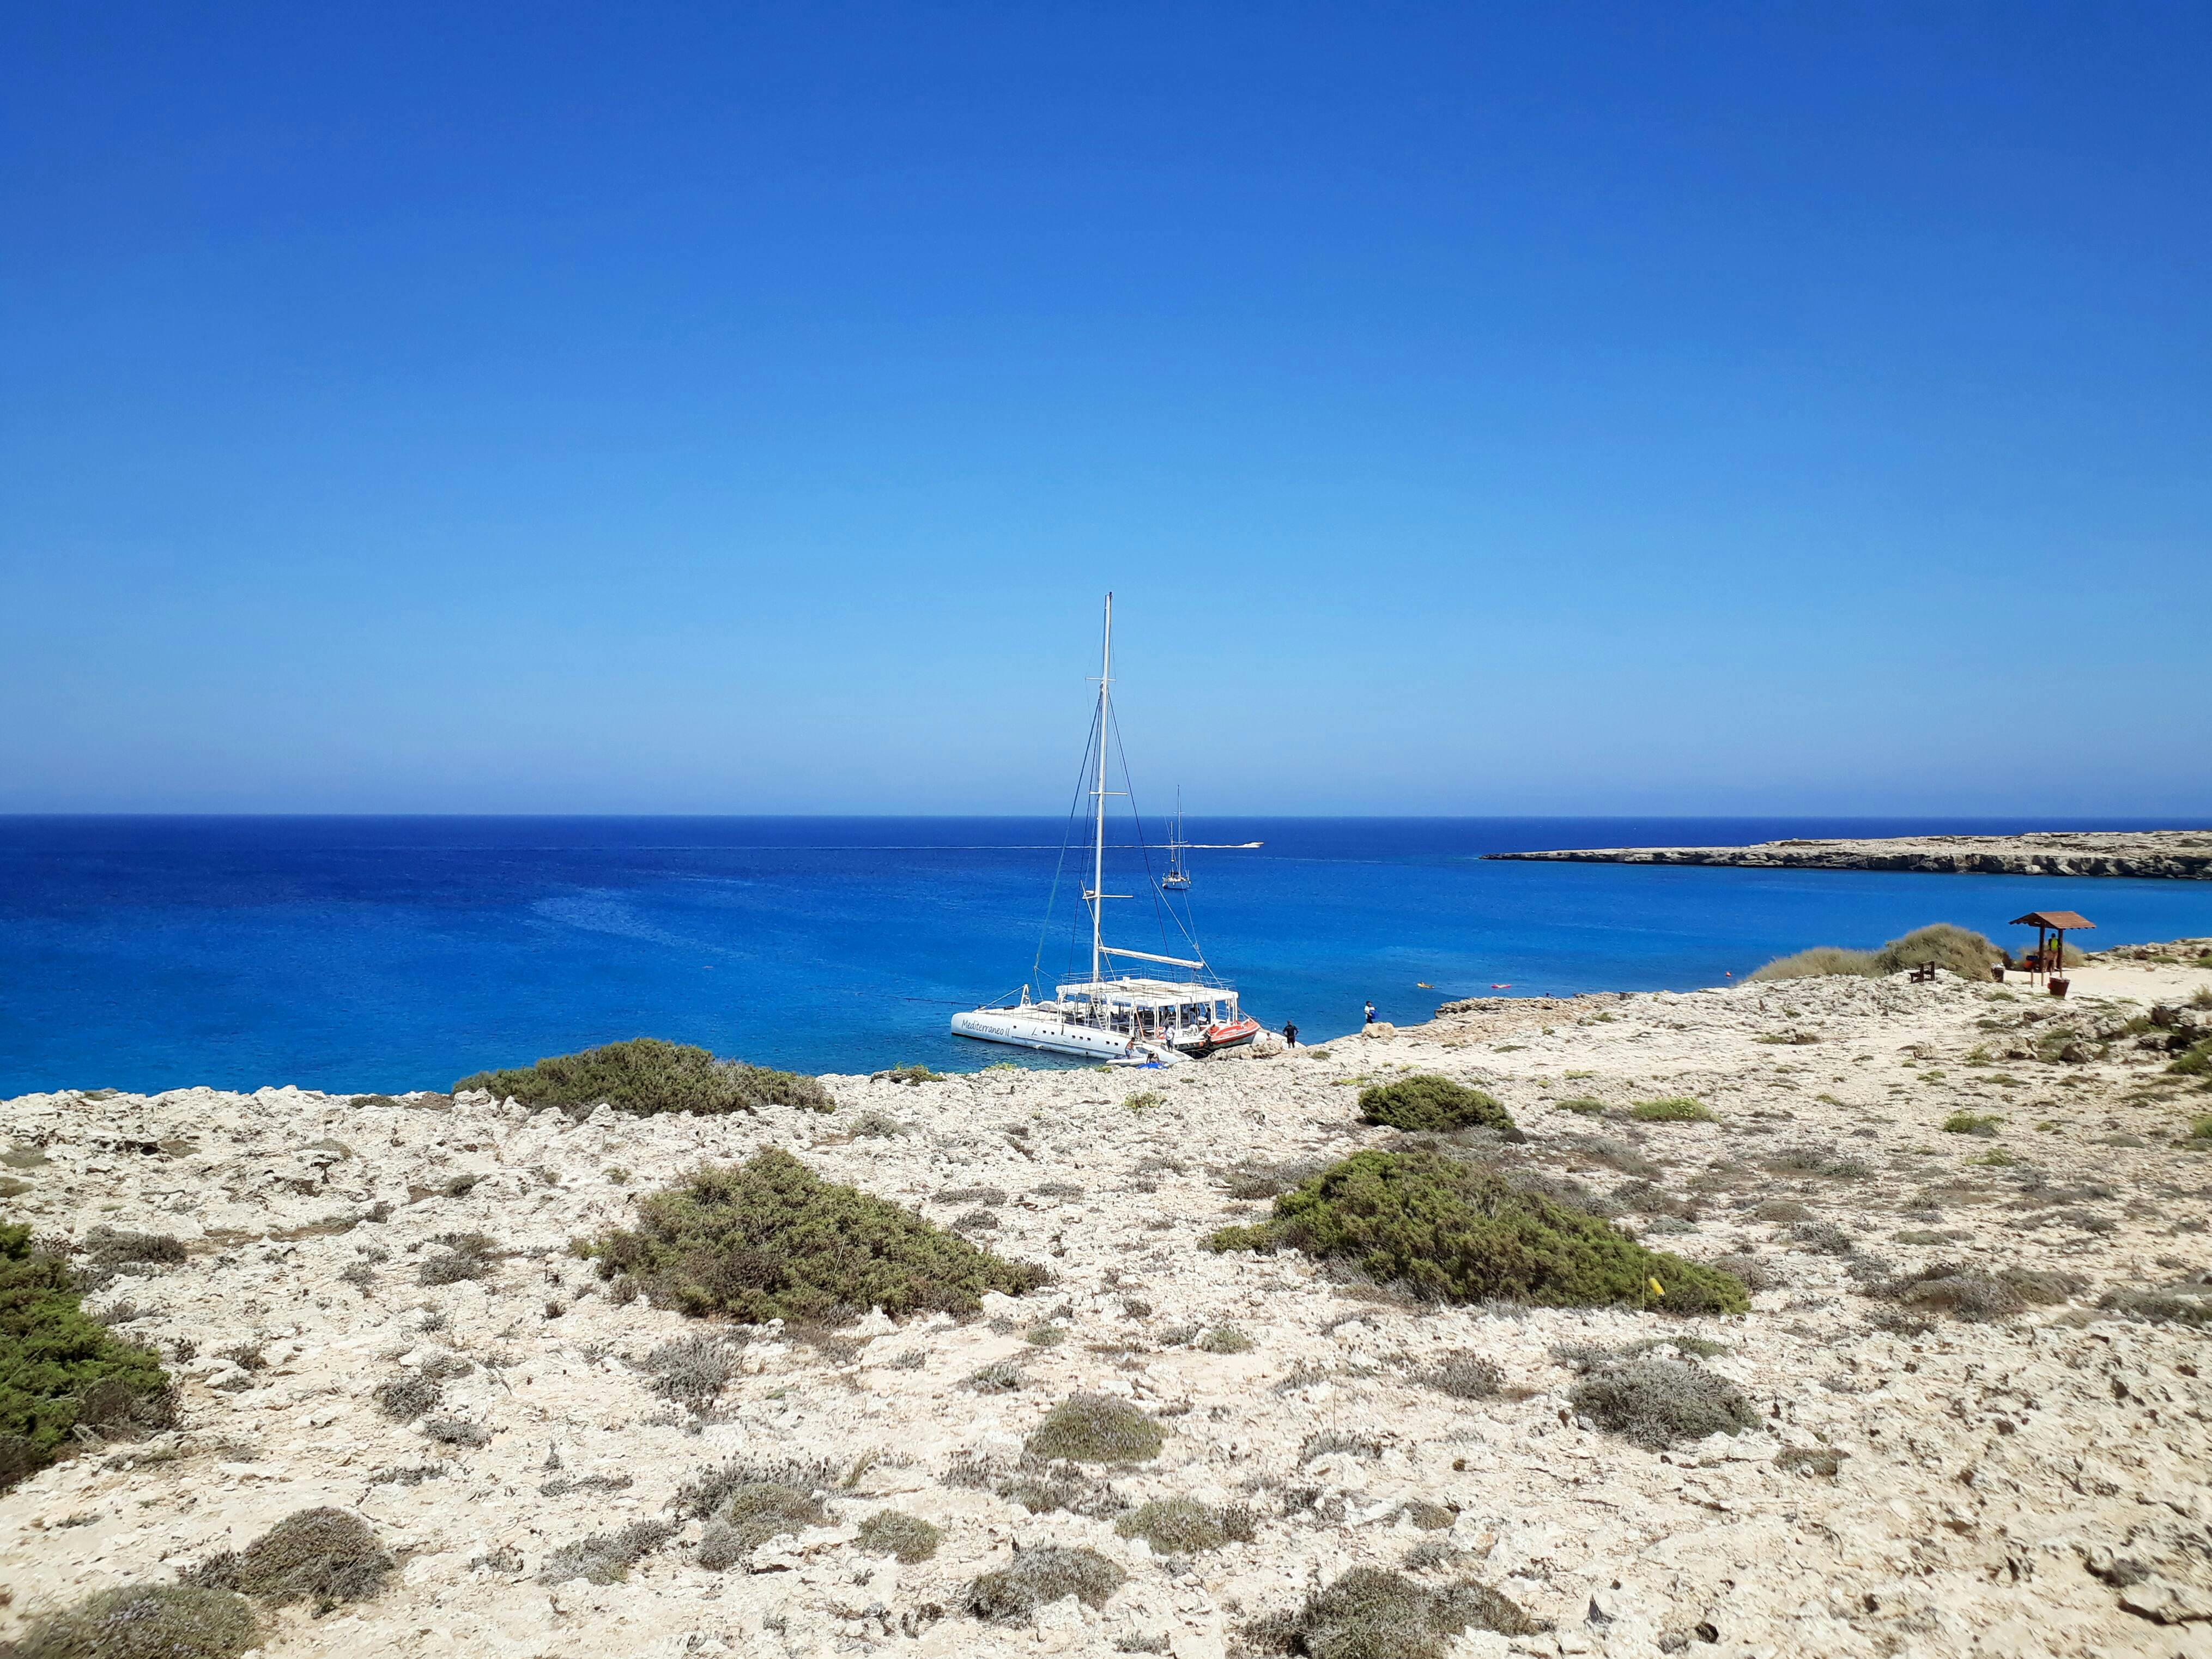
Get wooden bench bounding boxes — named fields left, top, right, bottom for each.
left=1909, top=962, right=1938, bottom=983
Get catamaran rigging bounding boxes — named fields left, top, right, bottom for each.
left=950, top=595, right=1261, bottom=1065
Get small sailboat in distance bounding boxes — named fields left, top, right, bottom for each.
left=951, top=595, right=1262, bottom=1065
left=1161, top=789, right=1192, bottom=891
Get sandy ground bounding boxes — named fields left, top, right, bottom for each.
left=4, top=948, right=2211, bottom=1658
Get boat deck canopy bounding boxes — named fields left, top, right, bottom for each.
left=1055, top=976, right=1233, bottom=1009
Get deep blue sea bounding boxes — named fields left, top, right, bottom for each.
left=4, top=815, right=2210, bottom=1096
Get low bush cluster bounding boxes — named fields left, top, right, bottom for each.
left=455, top=1037, right=834, bottom=1117
left=186, top=1506, right=394, bottom=1615
left=1245, top=1567, right=1544, bottom=1657
left=1, top=1223, right=173, bottom=1490
left=1357, top=1076, right=1516, bottom=1135
left=588, top=1148, right=1046, bottom=1323
left=1205, top=1151, right=1748, bottom=1315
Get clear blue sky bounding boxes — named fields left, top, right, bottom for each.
left=4, top=4, right=2207, bottom=816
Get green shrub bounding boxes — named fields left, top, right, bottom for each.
left=1123, top=1090, right=1163, bottom=1111
left=4, top=1583, right=257, bottom=1659
left=0, top=1223, right=173, bottom=1490
left=1025, top=1392, right=1165, bottom=1463
left=2171, top=1040, right=2212, bottom=1078
left=1628, top=1097, right=1714, bottom=1123
left=454, top=1037, right=833, bottom=1117
left=1114, top=1495, right=1256, bottom=1553
left=1556, top=1097, right=1608, bottom=1116
left=1197, top=1324, right=1253, bottom=1353
left=856, top=1509, right=942, bottom=1563
left=968, top=1547, right=1126, bottom=1620
left=881, top=1063, right=945, bottom=1085
left=1204, top=1151, right=1748, bottom=1315
left=186, top=1507, right=393, bottom=1614
left=2183, top=1115, right=2212, bottom=1143
left=1941, top=1112, right=2002, bottom=1137
left=1569, top=1359, right=1758, bottom=1448
left=1245, top=1567, right=1543, bottom=1657
left=589, top=1148, right=1046, bottom=1323
left=1356, top=1076, right=1514, bottom=1134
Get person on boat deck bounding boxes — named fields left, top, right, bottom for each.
left=1282, top=1022, right=1299, bottom=1048
left=1363, top=1000, right=1376, bottom=1025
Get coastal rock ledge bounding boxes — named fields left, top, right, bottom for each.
left=1485, top=828, right=2212, bottom=880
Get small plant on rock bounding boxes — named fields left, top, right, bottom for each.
left=539, top=1518, right=679, bottom=1584
left=1244, top=1567, right=1543, bottom=1657
left=1025, top=1392, right=1165, bottom=1463
left=1418, top=1351, right=1504, bottom=1398
left=1357, top=1076, right=1515, bottom=1134
left=856, top=1509, right=942, bottom=1563
left=1569, top=1358, right=1758, bottom=1449
left=1206, top=1151, right=1748, bottom=1315
left=458, top=1037, right=833, bottom=1116
left=1115, top=1495, right=1257, bottom=1553
left=1629, top=1098, right=1714, bottom=1123
left=698, top=1483, right=826, bottom=1569
left=186, top=1506, right=395, bottom=1615
left=587, top=1148, right=1045, bottom=1323
left=1942, top=1111, right=2002, bottom=1136
left=967, top=1547, right=1126, bottom=1620
left=4, top=1583, right=258, bottom=1659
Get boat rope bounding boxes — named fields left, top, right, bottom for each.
left=1033, top=699, right=1102, bottom=992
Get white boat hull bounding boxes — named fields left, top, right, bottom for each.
left=951, top=1008, right=1185, bottom=1065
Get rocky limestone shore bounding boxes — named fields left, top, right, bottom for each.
left=5, top=949, right=2212, bottom=1658
left=1484, top=830, right=2212, bottom=880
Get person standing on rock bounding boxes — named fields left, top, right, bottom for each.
left=1363, top=1000, right=1376, bottom=1026
left=1282, top=1022, right=1299, bottom=1048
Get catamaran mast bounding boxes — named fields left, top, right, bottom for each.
left=1089, top=593, right=1112, bottom=990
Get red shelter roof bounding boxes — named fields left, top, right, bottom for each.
left=2009, top=911, right=2095, bottom=930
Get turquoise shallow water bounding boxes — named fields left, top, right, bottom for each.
left=3, top=815, right=2209, bottom=1095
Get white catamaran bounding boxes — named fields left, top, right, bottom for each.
left=951, top=595, right=1262, bottom=1067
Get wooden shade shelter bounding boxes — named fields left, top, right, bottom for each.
left=2009, top=910, right=2094, bottom=991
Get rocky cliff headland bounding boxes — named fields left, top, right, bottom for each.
left=1485, top=830, right=2212, bottom=881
